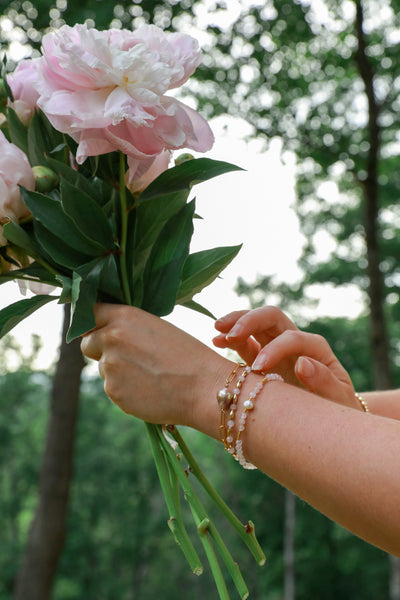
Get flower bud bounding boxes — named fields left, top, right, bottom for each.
left=174, top=153, right=195, bottom=166
left=32, top=166, right=59, bottom=193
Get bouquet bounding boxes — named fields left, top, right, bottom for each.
left=0, top=23, right=265, bottom=599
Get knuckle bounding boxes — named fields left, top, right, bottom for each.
left=281, top=329, right=302, bottom=343
left=310, top=333, right=326, bottom=346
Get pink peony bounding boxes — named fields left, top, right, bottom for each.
left=7, top=58, right=41, bottom=124
left=0, top=130, right=34, bottom=243
left=35, top=23, right=214, bottom=165
left=126, top=150, right=171, bottom=194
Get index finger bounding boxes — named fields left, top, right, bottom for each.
left=224, top=306, right=298, bottom=347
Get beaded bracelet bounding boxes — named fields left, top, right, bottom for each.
left=217, top=363, right=245, bottom=447
left=235, top=373, right=284, bottom=470
left=355, top=392, right=370, bottom=413
left=225, top=365, right=252, bottom=455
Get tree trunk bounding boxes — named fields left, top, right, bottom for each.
left=354, top=3, right=400, bottom=598
left=13, top=304, right=85, bottom=600
left=283, top=489, right=296, bottom=600
left=354, top=0, right=392, bottom=391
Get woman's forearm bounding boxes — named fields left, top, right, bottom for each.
left=195, top=375, right=400, bottom=557
left=362, top=389, right=400, bottom=420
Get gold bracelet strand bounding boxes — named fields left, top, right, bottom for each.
left=217, top=363, right=245, bottom=447
left=355, top=392, right=370, bottom=413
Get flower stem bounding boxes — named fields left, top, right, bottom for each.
left=145, top=422, right=203, bottom=576
left=155, top=426, right=249, bottom=600
left=118, top=151, right=132, bottom=306
left=167, top=425, right=266, bottom=566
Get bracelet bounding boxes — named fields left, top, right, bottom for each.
left=225, top=365, right=251, bottom=455
left=235, top=372, right=284, bottom=470
left=355, top=392, right=370, bottom=413
left=217, top=363, right=245, bottom=447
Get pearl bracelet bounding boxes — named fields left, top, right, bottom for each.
left=355, top=392, right=370, bottom=413
left=225, top=365, right=251, bottom=455
left=235, top=373, right=284, bottom=470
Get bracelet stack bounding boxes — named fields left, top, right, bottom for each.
left=217, top=364, right=284, bottom=470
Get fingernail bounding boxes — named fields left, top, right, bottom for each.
left=297, top=356, right=315, bottom=377
left=251, top=357, right=266, bottom=371
left=225, top=323, right=242, bottom=339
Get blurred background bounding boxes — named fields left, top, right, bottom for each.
left=1, top=0, right=400, bottom=598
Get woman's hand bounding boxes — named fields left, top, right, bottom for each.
left=213, top=306, right=357, bottom=409
left=80, top=303, right=230, bottom=435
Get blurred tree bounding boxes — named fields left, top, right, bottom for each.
left=0, top=335, right=50, bottom=598
left=12, top=305, right=85, bottom=600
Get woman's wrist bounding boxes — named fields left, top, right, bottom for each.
left=188, top=355, right=237, bottom=441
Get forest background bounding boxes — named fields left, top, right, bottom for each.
left=1, top=0, right=400, bottom=598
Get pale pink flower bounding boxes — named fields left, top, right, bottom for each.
left=35, top=23, right=214, bottom=165
left=126, top=150, right=171, bottom=194
left=7, top=58, right=41, bottom=124
left=0, top=131, right=34, bottom=244
left=18, top=277, right=55, bottom=296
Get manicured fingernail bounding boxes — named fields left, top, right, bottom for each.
left=251, top=357, right=265, bottom=371
left=226, top=324, right=243, bottom=339
left=297, top=356, right=315, bottom=377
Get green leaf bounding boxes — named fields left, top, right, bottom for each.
left=141, top=200, right=195, bottom=316
left=27, top=110, right=64, bottom=166
left=67, top=259, right=105, bottom=342
left=60, top=178, right=115, bottom=249
left=22, top=188, right=105, bottom=257
left=56, top=274, right=73, bottom=304
left=46, top=156, right=116, bottom=208
left=128, top=190, right=190, bottom=306
left=139, top=158, right=243, bottom=202
left=34, top=221, right=92, bottom=270
left=180, top=299, right=216, bottom=319
left=0, top=262, right=58, bottom=287
left=0, top=295, right=57, bottom=338
left=3, top=220, right=42, bottom=260
left=176, top=245, right=242, bottom=304
left=1, top=61, right=13, bottom=101
left=98, top=254, right=124, bottom=302
left=6, top=107, right=28, bottom=155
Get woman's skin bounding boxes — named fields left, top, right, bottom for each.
left=80, top=303, right=400, bottom=557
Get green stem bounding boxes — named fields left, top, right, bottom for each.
left=197, top=518, right=231, bottom=600
left=167, top=425, right=266, bottom=566
left=145, top=423, right=203, bottom=576
left=156, top=427, right=249, bottom=600
left=118, top=151, right=132, bottom=306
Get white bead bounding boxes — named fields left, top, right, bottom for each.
left=243, top=400, right=254, bottom=410
left=227, top=420, right=235, bottom=428
left=226, top=435, right=233, bottom=443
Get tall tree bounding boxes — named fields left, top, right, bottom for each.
left=13, top=305, right=85, bottom=600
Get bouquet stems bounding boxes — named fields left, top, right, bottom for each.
left=117, top=153, right=264, bottom=599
